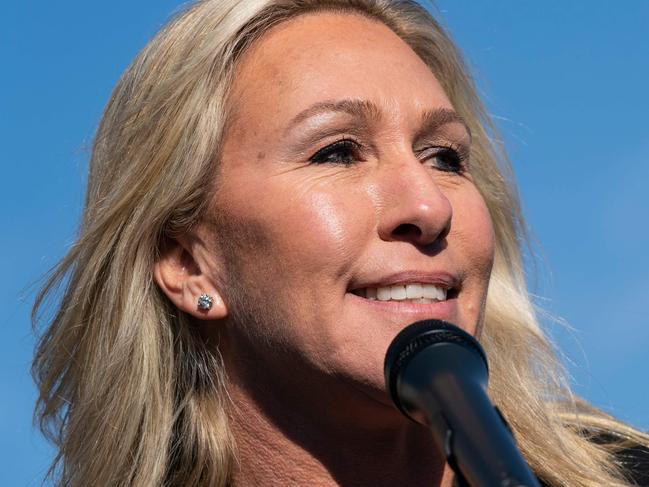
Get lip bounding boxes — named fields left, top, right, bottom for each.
left=348, top=270, right=460, bottom=292
left=346, top=292, right=458, bottom=322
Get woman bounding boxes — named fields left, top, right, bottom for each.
left=32, top=0, right=649, bottom=485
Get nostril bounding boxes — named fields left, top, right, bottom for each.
left=392, top=223, right=422, bottom=239
left=390, top=220, right=450, bottom=246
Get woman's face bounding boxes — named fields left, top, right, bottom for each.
left=205, top=12, right=494, bottom=402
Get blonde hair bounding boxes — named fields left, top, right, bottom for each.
left=33, top=1, right=648, bottom=486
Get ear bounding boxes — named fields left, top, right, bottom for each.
left=153, top=237, right=228, bottom=320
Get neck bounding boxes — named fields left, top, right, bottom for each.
left=223, top=336, right=454, bottom=486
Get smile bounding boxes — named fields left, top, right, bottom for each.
left=351, top=283, right=449, bottom=303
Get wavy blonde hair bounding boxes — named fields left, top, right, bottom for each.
left=32, top=1, right=648, bottom=486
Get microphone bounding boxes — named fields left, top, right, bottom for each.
left=384, top=320, right=540, bottom=487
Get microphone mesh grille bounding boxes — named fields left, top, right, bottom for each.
left=384, top=320, right=488, bottom=416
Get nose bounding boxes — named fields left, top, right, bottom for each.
left=376, top=159, right=452, bottom=247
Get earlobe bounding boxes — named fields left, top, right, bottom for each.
left=183, top=277, right=228, bottom=319
left=153, top=239, right=228, bottom=320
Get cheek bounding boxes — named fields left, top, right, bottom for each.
left=281, top=190, right=366, bottom=269
left=212, top=178, right=376, bottom=354
left=451, top=185, right=495, bottom=278
left=215, top=178, right=373, bottom=287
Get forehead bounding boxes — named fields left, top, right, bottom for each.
left=229, top=12, right=453, bottom=129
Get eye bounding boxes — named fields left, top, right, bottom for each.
left=418, top=144, right=469, bottom=173
left=309, top=139, right=362, bottom=165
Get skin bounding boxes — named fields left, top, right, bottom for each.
left=155, top=12, right=495, bottom=487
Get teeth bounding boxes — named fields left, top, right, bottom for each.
left=425, top=284, right=447, bottom=301
left=390, top=285, right=407, bottom=300
left=359, top=283, right=449, bottom=302
left=376, top=287, right=391, bottom=301
left=405, top=283, right=423, bottom=299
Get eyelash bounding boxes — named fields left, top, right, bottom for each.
left=417, top=143, right=470, bottom=173
left=308, top=138, right=469, bottom=173
left=308, top=138, right=362, bottom=165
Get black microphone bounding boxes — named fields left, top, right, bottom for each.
left=384, top=319, right=540, bottom=487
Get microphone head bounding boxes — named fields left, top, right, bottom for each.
left=384, top=319, right=488, bottom=417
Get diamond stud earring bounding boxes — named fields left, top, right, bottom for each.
left=197, top=293, right=214, bottom=311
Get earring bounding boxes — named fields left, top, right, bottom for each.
left=197, top=293, right=214, bottom=311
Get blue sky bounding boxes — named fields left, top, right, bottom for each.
left=2, top=1, right=647, bottom=485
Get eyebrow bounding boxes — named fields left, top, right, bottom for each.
left=286, top=98, right=471, bottom=139
left=417, top=107, right=472, bottom=141
left=287, top=99, right=381, bottom=132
